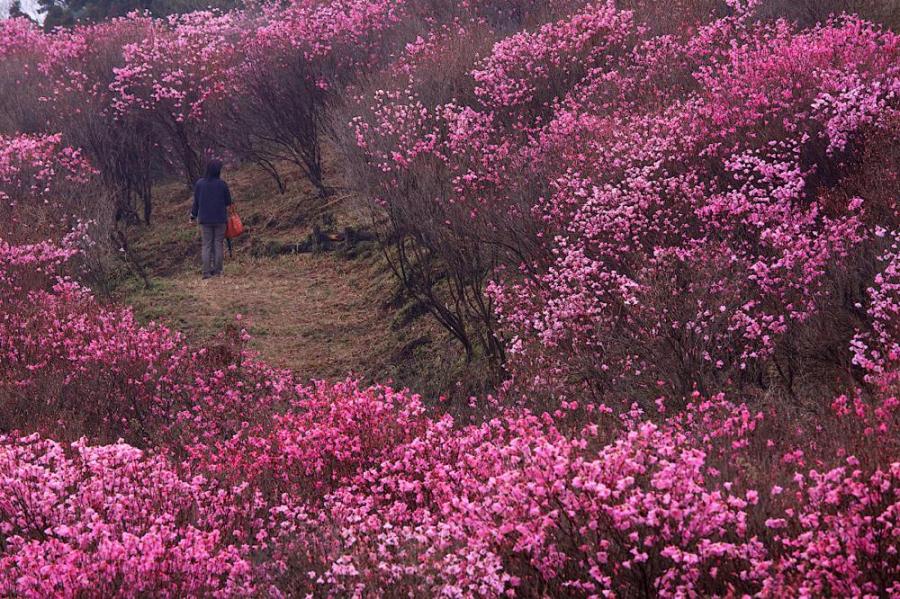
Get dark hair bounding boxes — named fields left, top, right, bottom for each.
left=205, top=159, right=223, bottom=179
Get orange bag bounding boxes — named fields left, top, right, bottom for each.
left=225, top=205, right=244, bottom=239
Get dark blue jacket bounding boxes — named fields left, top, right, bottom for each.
left=191, top=177, right=233, bottom=224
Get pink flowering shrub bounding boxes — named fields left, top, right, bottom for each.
left=0, top=18, right=44, bottom=65
left=0, top=238, right=425, bottom=471
left=498, top=14, right=898, bottom=399
left=0, top=133, right=100, bottom=245
left=263, top=392, right=899, bottom=596
left=0, top=237, right=181, bottom=440
left=472, top=1, right=638, bottom=117
left=38, top=15, right=159, bottom=224
left=110, top=11, right=243, bottom=184
left=182, top=379, right=429, bottom=498
left=0, top=434, right=257, bottom=598
left=0, top=18, right=49, bottom=133
left=0, top=237, right=424, bottom=592
left=218, top=0, right=416, bottom=194
left=348, top=2, right=900, bottom=400
left=852, top=231, right=900, bottom=377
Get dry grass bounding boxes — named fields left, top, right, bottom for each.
left=125, top=251, right=427, bottom=381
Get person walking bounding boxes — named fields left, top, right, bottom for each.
left=190, top=159, right=233, bottom=279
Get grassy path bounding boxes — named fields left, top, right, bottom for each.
left=125, top=252, right=415, bottom=380
left=118, top=163, right=451, bottom=388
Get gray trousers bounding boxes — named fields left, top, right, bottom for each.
left=201, top=223, right=226, bottom=276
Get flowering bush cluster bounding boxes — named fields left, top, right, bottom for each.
left=107, top=11, right=247, bottom=186
left=217, top=0, right=415, bottom=195
left=349, top=0, right=900, bottom=402
left=0, top=133, right=100, bottom=244
left=0, top=434, right=257, bottom=598
left=1, top=234, right=899, bottom=595
left=1, top=0, right=900, bottom=595
left=0, top=18, right=49, bottom=132
left=852, top=231, right=900, bottom=377
left=472, top=1, right=638, bottom=114
left=310, top=393, right=900, bottom=596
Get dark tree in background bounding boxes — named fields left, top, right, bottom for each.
left=7, top=1, right=34, bottom=20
